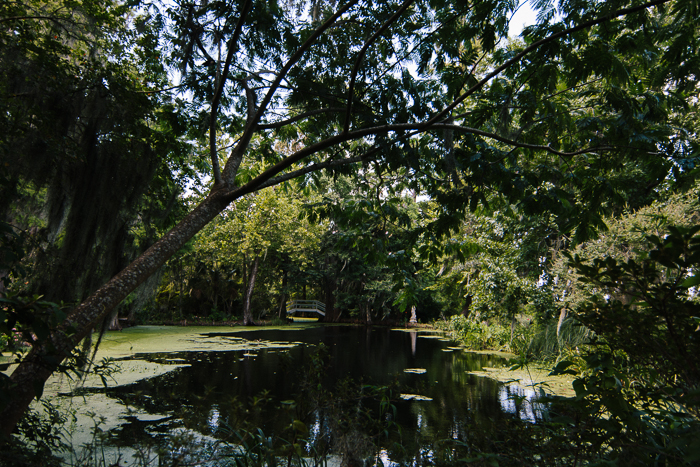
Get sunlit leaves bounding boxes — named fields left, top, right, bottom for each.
left=195, top=184, right=322, bottom=269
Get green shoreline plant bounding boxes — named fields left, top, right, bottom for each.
left=439, top=225, right=700, bottom=465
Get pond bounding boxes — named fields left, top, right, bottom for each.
left=40, top=325, right=552, bottom=465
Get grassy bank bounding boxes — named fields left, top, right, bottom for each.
left=433, top=315, right=591, bottom=362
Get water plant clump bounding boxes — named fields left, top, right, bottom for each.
left=3, top=326, right=555, bottom=466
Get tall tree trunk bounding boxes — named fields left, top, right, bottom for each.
left=557, top=281, right=572, bottom=339
left=461, top=294, right=472, bottom=318
left=106, top=309, right=121, bottom=331
left=242, top=256, right=260, bottom=326
left=556, top=307, right=568, bottom=339
left=0, top=190, right=232, bottom=438
left=211, top=267, right=219, bottom=314
left=277, top=270, right=288, bottom=318
left=178, top=257, right=183, bottom=320
left=323, top=276, right=337, bottom=322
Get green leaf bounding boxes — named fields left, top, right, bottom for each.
left=572, top=379, right=587, bottom=400
left=549, top=360, right=577, bottom=376
left=681, top=275, right=700, bottom=288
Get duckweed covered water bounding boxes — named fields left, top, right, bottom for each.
left=30, top=325, right=565, bottom=461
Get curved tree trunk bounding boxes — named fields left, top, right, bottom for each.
left=0, top=190, right=232, bottom=438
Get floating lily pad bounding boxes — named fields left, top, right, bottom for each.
left=404, top=368, right=427, bottom=374
left=290, top=317, right=319, bottom=323
left=400, top=394, right=433, bottom=401
left=128, top=413, right=170, bottom=422
left=467, top=366, right=575, bottom=397
left=91, top=325, right=302, bottom=358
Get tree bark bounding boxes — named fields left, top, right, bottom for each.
left=106, top=309, right=121, bottom=331
left=0, top=190, right=232, bottom=439
left=556, top=307, right=568, bottom=339
left=242, top=255, right=260, bottom=326
left=178, top=257, right=183, bottom=320
left=461, top=294, right=472, bottom=318
left=277, top=270, right=288, bottom=318
left=323, top=276, right=337, bottom=322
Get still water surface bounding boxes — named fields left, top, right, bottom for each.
left=72, top=325, right=541, bottom=459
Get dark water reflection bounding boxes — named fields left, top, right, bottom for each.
left=90, top=326, right=538, bottom=455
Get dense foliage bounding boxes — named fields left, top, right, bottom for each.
left=1, top=0, right=699, bottom=463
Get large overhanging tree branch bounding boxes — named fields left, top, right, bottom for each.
left=426, top=0, right=676, bottom=125
left=219, top=0, right=361, bottom=187
left=0, top=0, right=689, bottom=438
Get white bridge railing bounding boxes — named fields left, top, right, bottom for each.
left=286, top=300, right=326, bottom=317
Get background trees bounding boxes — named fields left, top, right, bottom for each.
left=157, top=185, right=322, bottom=324
left=0, top=0, right=198, bottom=321
left=310, top=171, right=428, bottom=323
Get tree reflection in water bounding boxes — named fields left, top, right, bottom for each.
left=74, top=326, right=546, bottom=464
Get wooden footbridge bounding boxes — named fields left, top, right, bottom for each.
left=286, top=299, right=326, bottom=317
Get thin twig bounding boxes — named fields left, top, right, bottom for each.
left=343, top=0, right=416, bottom=133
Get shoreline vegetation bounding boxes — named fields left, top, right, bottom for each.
left=2, top=324, right=538, bottom=467
left=2, top=320, right=574, bottom=400
left=4, top=312, right=698, bottom=465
